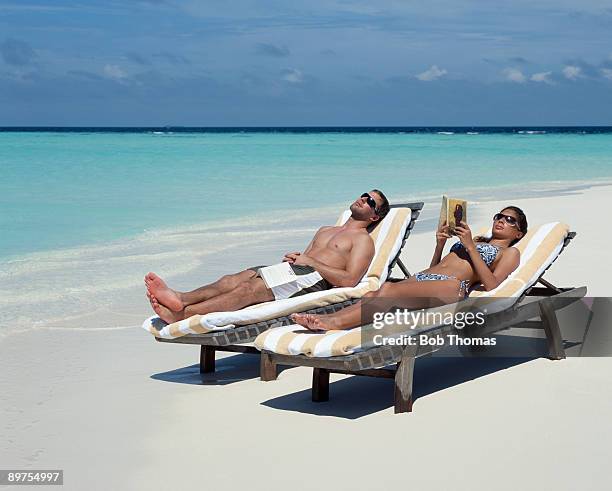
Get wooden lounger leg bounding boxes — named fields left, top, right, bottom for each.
left=260, top=351, right=278, bottom=381
left=394, top=353, right=416, bottom=413
left=312, top=368, right=330, bottom=402
left=540, top=298, right=566, bottom=360
left=200, top=346, right=216, bottom=373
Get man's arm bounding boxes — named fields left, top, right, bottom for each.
left=299, top=233, right=375, bottom=287
left=282, top=226, right=331, bottom=262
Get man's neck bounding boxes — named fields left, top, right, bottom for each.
left=342, top=217, right=372, bottom=230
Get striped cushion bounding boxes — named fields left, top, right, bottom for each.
left=143, top=207, right=413, bottom=339
left=255, top=222, right=570, bottom=357
left=469, top=222, right=569, bottom=299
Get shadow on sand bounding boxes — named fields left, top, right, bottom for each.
left=261, top=356, right=539, bottom=419
left=150, top=335, right=583, bottom=417
left=150, top=353, right=263, bottom=386
left=260, top=336, right=578, bottom=419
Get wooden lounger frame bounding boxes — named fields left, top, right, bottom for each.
left=155, top=202, right=425, bottom=374
left=259, top=233, right=586, bottom=413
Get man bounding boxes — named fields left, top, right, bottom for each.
left=145, top=189, right=390, bottom=324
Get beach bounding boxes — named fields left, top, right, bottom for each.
left=3, top=0, right=612, bottom=486
left=2, top=183, right=611, bottom=491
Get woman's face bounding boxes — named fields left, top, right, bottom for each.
left=492, top=207, right=524, bottom=242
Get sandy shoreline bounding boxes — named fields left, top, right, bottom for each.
left=2, top=178, right=611, bottom=336
left=2, top=184, right=612, bottom=490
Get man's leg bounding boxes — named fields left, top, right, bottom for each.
left=180, top=270, right=259, bottom=305
left=151, top=276, right=275, bottom=324
left=145, top=269, right=257, bottom=312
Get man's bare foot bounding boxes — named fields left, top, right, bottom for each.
left=290, top=313, right=336, bottom=331
left=144, top=272, right=184, bottom=312
left=147, top=291, right=158, bottom=312
left=151, top=297, right=185, bottom=325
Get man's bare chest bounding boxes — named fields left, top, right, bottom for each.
left=313, top=228, right=355, bottom=252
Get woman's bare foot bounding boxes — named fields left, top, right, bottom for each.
left=144, top=272, right=184, bottom=312
left=290, top=313, right=337, bottom=331
left=151, top=297, right=185, bottom=325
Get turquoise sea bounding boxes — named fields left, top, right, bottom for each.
left=2, top=129, right=612, bottom=260
left=1, top=128, right=611, bottom=333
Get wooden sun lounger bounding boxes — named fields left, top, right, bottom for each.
left=259, top=233, right=586, bottom=413
left=155, top=202, right=425, bottom=374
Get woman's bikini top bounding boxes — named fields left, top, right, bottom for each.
left=450, top=241, right=500, bottom=267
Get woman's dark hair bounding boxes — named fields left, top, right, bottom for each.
left=475, top=205, right=528, bottom=246
left=503, top=206, right=528, bottom=233
left=372, top=189, right=390, bottom=220
left=503, top=205, right=528, bottom=245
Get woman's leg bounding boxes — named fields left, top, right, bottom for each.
left=292, top=278, right=463, bottom=331
left=291, top=288, right=381, bottom=331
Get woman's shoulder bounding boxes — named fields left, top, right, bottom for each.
left=498, top=245, right=520, bottom=258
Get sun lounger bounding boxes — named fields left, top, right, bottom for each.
left=255, top=222, right=586, bottom=413
left=142, top=202, right=424, bottom=373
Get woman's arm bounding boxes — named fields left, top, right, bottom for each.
left=430, top=222, right=450, bottom=267
left=455, top=222, right=520, bottom=291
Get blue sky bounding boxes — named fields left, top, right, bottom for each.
left=1, top=0, right=612, bottom=125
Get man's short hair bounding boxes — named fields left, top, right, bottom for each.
left=372, top=189, right=390, bottom=220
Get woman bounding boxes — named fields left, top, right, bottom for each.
left=292, top=206, right=528, bottom=331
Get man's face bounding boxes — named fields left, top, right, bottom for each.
left=349, top=191, right=384, bottom=221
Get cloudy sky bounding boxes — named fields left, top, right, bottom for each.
left=1, top=0, right=612, bottom=125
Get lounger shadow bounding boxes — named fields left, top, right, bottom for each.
left=262, top=341, right=542, bottom=419
left=150, top=352, right=295, bottom=386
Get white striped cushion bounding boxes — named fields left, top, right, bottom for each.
left=255, top=222, right=570, bottom=357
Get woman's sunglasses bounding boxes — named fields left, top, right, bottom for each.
left=494, top=213, right=518, bottom=227
left=361, top=193, right=380, bottom=215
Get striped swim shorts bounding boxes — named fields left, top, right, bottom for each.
left=250, top=264, right=332, bottom=300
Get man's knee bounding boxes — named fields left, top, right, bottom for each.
left=217, top=273, right=235, bottom=289
left=219, top=270, right=254, bottom=289
left=234, top=278, right=264, bottom=297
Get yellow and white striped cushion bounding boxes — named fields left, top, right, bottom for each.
left=143, top=207, right=413, bottom=339
left=255, top=222, right=570, bottom=357
left=469, top=222, right=569, bottom=299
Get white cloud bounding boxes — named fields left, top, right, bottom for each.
left=502, top=67, right=526, bottom=83
left=416, top=65, right=447, bottom=81
left=530, top=71, right=554, bottom=84
left=562, top=65, right=582, bottom=80
left=282, top=68, right=303, bottom=84
left=601, top=68, right=612, bottom=80
left=103, top=64, right=128, bottom=81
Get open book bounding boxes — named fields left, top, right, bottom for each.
left=438, top=195, right=468, bottom=235
left=257, top=263, right=297, bottom=289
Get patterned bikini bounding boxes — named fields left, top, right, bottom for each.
left=414, top=242, right=501, bottom=296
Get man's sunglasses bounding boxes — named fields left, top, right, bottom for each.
left=361, top=193, right=380, bottom=215
left=494, top=213, right=518, bottom=227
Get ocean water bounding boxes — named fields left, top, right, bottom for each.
left=2, top=129, right=612, bottom=259
left=1, top=128, right=612, bottom=333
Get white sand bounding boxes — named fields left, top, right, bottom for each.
left=2, top=184, right=612, bottom=491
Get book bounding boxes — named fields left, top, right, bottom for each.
left=257, top=263, right=297, bottom=289
left=438, top=195, right=468, bottom=235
